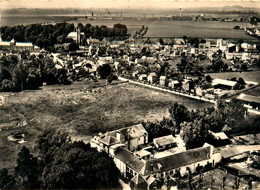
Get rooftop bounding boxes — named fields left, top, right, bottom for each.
left=212, top=78, right=237, bottom=87
left=153, top=135, right=176, bottom=147
left=237, top=93, right=260, bottom=104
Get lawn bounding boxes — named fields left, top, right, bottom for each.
left=0, top=79, right=211, bottom=170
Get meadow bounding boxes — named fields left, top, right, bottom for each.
left=0, top=80, right=211, bottom=170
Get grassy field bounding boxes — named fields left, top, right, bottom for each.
left=144, top=20, right=255, bottom=39
left=0, top=79, right=211, bottom=170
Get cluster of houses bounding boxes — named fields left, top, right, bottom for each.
left=90, top=124, right=222, bottom=189
left=90, top=123, right=260, bottom=189
left=134, top=71, right=246, bottom=100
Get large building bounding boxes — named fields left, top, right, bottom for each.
left=91, top=124, right=222, bottom=190
left=0, top=38, right=40, bottom=51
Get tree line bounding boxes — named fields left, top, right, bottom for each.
left=143, top=101, right=260, bottom=149
left=0, top=129, right=120, bottom=189
left=0, top=53, right=71, bottom=92
left=0, top=22, right=128, bottom=51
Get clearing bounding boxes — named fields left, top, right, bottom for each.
left=0, top=79, right=211, bottom=170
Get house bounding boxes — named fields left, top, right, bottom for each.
left=212, top=78, right=238, bottom=90
left=182, top=79, right=195, bottom=93
left=139, top=74, right=148, bottom=81
left=168, top=80, right=180, bottom=89
left=196, top=83, right=214, bottom=96
left=91, top=124, right=148, bottom=152
left=159, top=76, right=168, bottom=86
left=148, top=73, right=157, bottom=84
left=153, top=135, right=176, bottom=150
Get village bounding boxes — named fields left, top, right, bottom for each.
left=0, top=21, right=260, bottom=189
left=1, top=23, right=259, bottom=114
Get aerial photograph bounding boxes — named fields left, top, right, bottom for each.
left=0, top=0, right=260, bottom=189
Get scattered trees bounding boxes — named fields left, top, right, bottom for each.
left=0, top=54, right=71, bottom=92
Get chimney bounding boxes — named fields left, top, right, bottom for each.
left=151, top=164, right=154, bottom=172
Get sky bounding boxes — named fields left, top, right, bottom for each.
left=0, top=0, right=259, bottom=9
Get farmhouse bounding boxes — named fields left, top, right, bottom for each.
left=91, top=124, right=222, bottom=190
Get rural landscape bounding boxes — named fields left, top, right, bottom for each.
left=0, top=0, right=260, bottom=189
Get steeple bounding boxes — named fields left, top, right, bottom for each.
left=76, top=23, right=81, bottom=45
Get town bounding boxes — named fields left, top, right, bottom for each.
left=0, top=6, right=260, bottom=190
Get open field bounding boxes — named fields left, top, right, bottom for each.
left=144, top=20, right=255, bottom=39
left=2, top=11, right=257, bottom=39
left=207, top=71, right=260, bottom=84
left=0, top=79, right=211, bottom=170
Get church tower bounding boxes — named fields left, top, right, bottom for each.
left=76, top=24, right=81, bottom=45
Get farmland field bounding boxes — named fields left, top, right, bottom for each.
left=0, top=80, right=212, bottom=170
left=144, top=20, right=254, bottom=39
left=2, top=12, right=256, bottom=39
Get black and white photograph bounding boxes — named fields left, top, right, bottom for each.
left=0, top=0, right=260, bottom=189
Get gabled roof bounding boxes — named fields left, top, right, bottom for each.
left=237, top=93, right=260, bottom=104
left=159, top=76, right=167, bottom=80
left=220, top=147, right=241, bottom=159
left=153, top=135, right=175, bottom=147
left=213, top=132, right=229, bottom=140
left=115, top=147, right=145, bottom=172
left=135, top=149, right=152, bottom=158
left=141, top=146, right=211, bottom=175
left=119, top=124, right=148, bottom=140
left=146, top=176, right=156, bottom=185
left=0, top=41, right=10, bottom=46
left=100, top=135, right=119, bottom=146
left=212, top=78, right=237, bottom=87
left=148, top=72, right=157, bottom=77
left=16, top=42, right=33, bottom=47
left=131, top=174, right=147, bottom=185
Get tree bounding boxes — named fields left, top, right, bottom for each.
left=37, top=129, right=120, bottom=189
left=159, top=38, right=164, bottom=45
left=0, top=169, right=14, bottom=189
left=241, top=64, right=248, bottom=71
left=97, top=64, right=112, bottom=79
left=40, top=140, right=120, bottom=189
left=14, top=147, right=41, bottom=189
left=169, top=103, right=190, bottom=132
left=181, top=119, right=209, bottom=149
left=205, top=75, right=212, bottom=83
left=69, top=43, right=79, bottom=51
